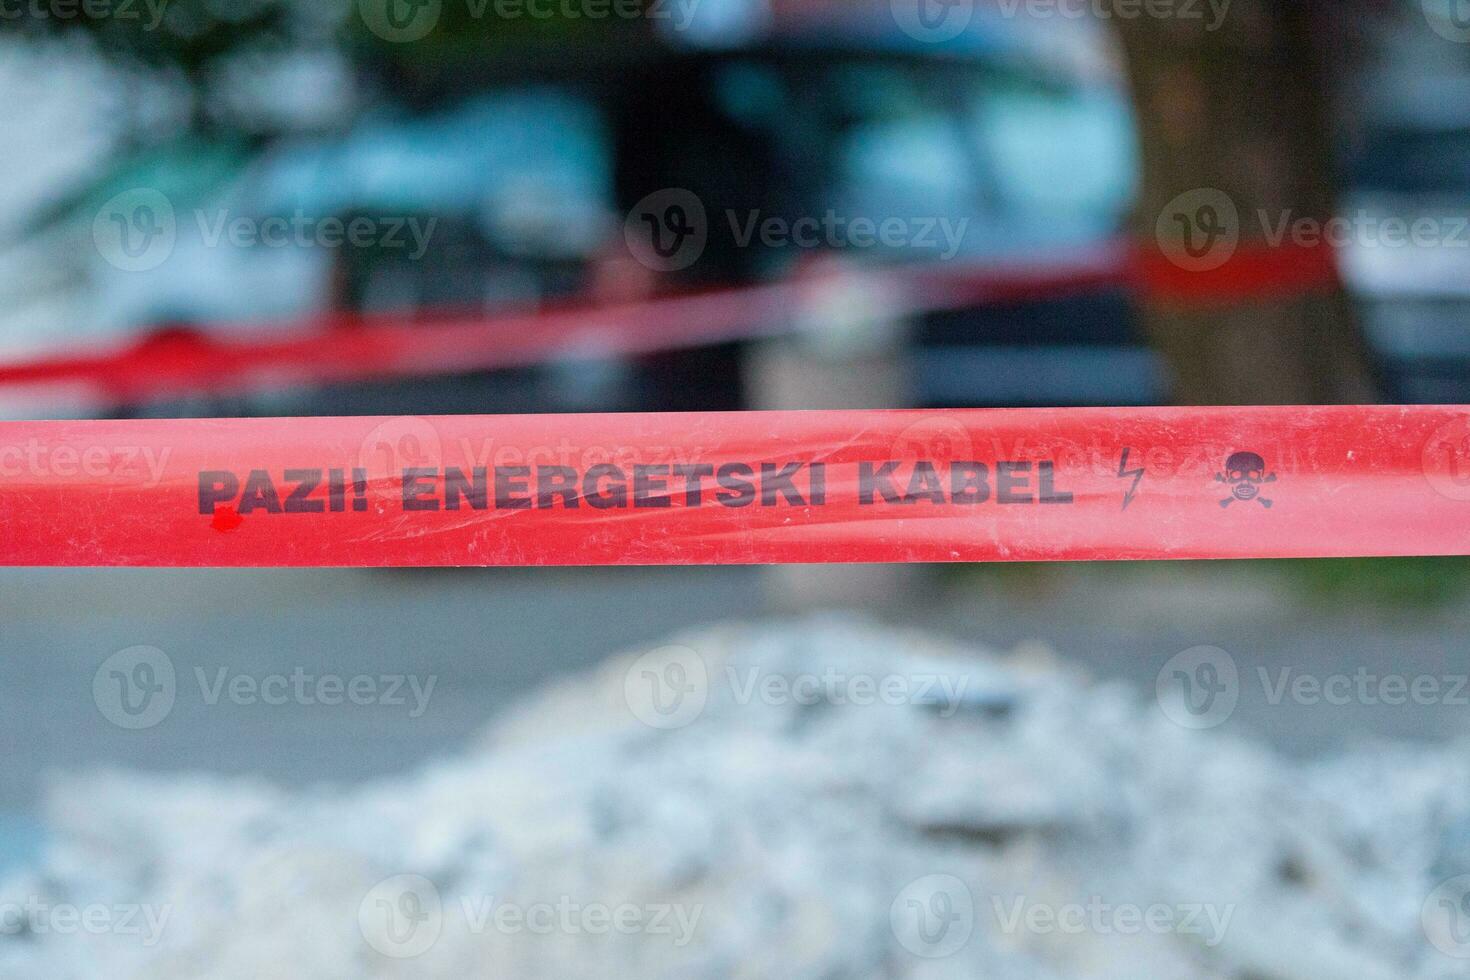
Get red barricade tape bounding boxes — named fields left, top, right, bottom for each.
left=0, top=238, right=1335, bottom=409
left=0, top=406, right=1463, bottom=566
left=0, top=248, right=1128, bottom=408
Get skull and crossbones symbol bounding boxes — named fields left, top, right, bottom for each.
left=1216, top=451, right=1275, bottom=508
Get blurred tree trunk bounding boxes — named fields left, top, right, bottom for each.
left=1113, top=3, right=1380, bottom=404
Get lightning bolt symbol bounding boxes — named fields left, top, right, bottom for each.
left=1118, top=447, right=1145, bottom=511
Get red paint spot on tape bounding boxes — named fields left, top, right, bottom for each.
left=210, top=506, right=243, bottom=533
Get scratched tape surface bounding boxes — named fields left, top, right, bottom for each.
left=0, top=407, right=1467, bottom=566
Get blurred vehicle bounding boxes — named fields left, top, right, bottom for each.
left=622, top=5, right=1155, bottom=409
left=20, top=0, right=1159, bottom=416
